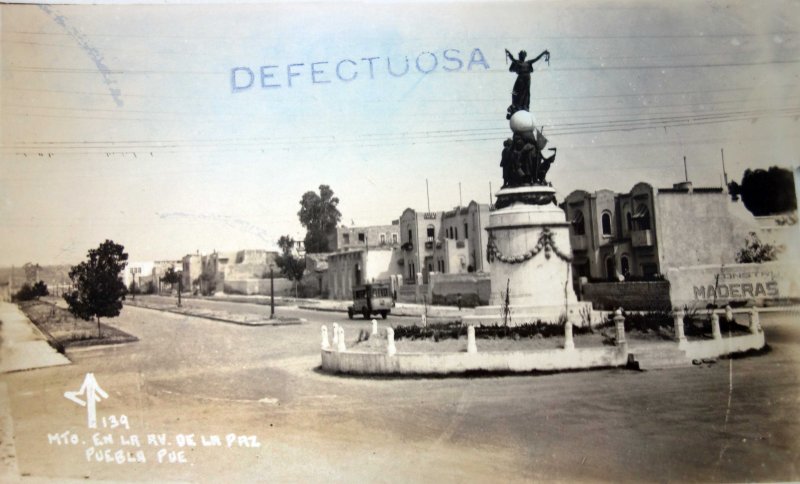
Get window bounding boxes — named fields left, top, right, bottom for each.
left=632, top=205, right=651, bottom=231
left=408, top=229, right=412, bottom=243
left=621, top=255, right=630, bottom=276
left=342, top=233, right=350, bottom=245
left=426, top=225, right=435, bottom=241
left=464, top=223, right=468, bottom=239
left=455, top=227, right=459, bottom=240
left=380, top=233, right=386, bottom=245
left=626, top=212, right=632, bottom=231
left=358, top=232, right=366, bottom=242
left=392, top=233, right=398, bottom=244
left=571, top=210, right=586, bottom=235
left=605, top=257, right=616, bottom=280
left=601, top=212, right=612, bottom=236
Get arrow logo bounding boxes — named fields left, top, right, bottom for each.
left=64, top=373, right=108, bottom=429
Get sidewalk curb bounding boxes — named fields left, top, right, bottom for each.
left=125, top=303, right=304, bottom=326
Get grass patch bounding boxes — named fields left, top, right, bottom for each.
left=18, top=300, right=138, bottom=349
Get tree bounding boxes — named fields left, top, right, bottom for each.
left=736, top=232, right=780, bottom=263
left=297, top=184, right=341, bottom=253
left=33, top=280, right=49, bottom=298
left=160, top=266, right=182, bottom=306
left=63, top=240, right=128, bottom=337
left=275, top=235, right=306, bottom=298
left=728, top=166, right=797, bottom=216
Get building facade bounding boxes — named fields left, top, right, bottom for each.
left=398, top=208, right=442, bottom=284
left=433, top=201, right=492, bottom=275
left=329, top=223, right=401, bottom=251
left=563, top=181, right=758, bottom=281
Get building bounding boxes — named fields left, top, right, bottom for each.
left=398, top=208, right=442, bottom=284
left=432, top=201, right=491, bottom=274
left=329, top=223, right=401, bottom=251
left=562, top=181, right=758, bottom=281
left=327, top=247, right=403, bottom=300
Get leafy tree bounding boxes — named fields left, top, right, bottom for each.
left=275, top=235, right=306, bottom=298
left=736, top=232, right=780, bottom=263
left=728, top=166, right=797, bottom=216
left=160, top=266, right=182, bottom=306
left=33, top=280, right=49, bottom=298
left=297, top=184, right=341, bottom=253
left=63, top=240, right=128, bottom=337
left=160, top=266, right=180, bottom=290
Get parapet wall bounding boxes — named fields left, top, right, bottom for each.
left=581, top=281, right=671, bottom=310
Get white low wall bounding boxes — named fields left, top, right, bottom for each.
left=321, top=346, right=629, bottom=375
left=681, top=332, right=765, bottom=360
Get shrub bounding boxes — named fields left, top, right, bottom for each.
left=392, top=321, right=595, bottom=341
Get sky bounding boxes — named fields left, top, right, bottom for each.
left=1, top=1, right=799, bottom=266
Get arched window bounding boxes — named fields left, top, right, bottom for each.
left=620, top=255, right=630, bottom=276
left=626, top=212, right=633, bottom=231
left=426, top=225, right=435, bottom=241
left=571, top=210, right=586, bottom=235
left=601, top=211, right=612, bottom=236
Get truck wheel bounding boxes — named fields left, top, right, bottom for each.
left=380, top=311, right=389, bottom=320
left=347, top=308, right=354, bottom=320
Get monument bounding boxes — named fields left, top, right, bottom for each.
left=468, top=49, right=591, bottom=325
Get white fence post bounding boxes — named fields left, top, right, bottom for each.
left=614, top=308, right=626, bottom=347
left=564, top=320, right=574, bottom=350
left=673, top=307, right=687, bottom=345
left=321, top=325, right=330, bottom=350
left=372, top=319, right=378, bottom=336
left=386, top=327, right=396, bottom=356
left=711, top=313, right=722, bottom=340
left=749, top=308, right=761, bottom=334
left=467, top=325, right=477, bottom=354
left=337, top=326, right=346, bottom=352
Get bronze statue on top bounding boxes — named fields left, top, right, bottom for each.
left=505, top=48, right=549, bottom=120
left=498, top=48, right=557, bottom=195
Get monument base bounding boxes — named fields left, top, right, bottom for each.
left=469, top=185, right=591, bottom=325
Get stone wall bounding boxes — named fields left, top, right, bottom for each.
left=430, top=272, right=491, bottom=306
left=580, top=281, right=671, bottom=310
left=223, top=278, right=295, bottom=296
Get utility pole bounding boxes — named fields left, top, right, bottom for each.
left=177, top=277, right=182, bottom=307
left=426, top=178, right=430, bottom=212
left=269, top=265, right=275, bottom=319
left=721, top=148, right=729, bottom=187
left=683, top=156, right=689, bottom=183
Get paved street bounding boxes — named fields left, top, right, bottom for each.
left=1, top=300, right=798, bottom=482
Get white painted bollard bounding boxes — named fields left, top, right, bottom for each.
left=372, top=319, right=378, bottom=336
left=337, top=326, right=346, bottom=352
left=614, top=309, right=626, bottom=347
left=673, top=308, right=687, bottom=344
left=725, top=305, right=734, bottom=323
left=749, top=308, right=761, bottom=334
left=711, top=313, right=722, bottom=340
left=321, top=325, right=330, bottom=350
left=421, top=313, right=427, bottom=327
left=467, top=325, right=477, bottom=354
left=386, top=327, right=396, bottom=356
left=563, top=320, right=574, bottom=350
left=332, top=322, right=339, bottom=346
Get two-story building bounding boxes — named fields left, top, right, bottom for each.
left=432, top=201, right=491, bottom=274
left=562, top=181, right=758, bottom=281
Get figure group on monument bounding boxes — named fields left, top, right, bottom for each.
left=500, top=131, right=557, bottom=188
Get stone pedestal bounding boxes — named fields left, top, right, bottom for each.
left=465, top=186, right=590, bottom=325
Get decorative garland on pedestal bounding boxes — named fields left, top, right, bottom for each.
left=487, top=227, right=573, bottom=264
